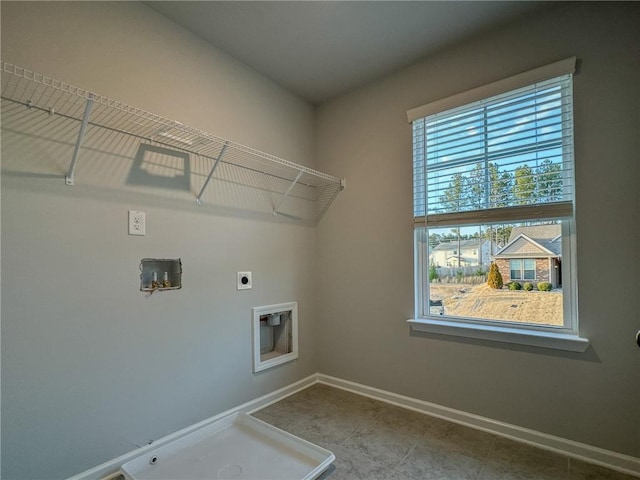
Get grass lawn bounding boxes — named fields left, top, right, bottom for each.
left=429, top=283, right=563, bottom=326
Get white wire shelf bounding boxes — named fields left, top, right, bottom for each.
left=1, top=62, right=345, bottom=222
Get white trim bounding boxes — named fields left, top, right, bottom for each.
left=407, top=57, right=577, bottom=122
left=407, top=318, right=588, bottom=352
left=317, top=374, right=640, bottom=478
left=67, top=374, right=319, bottom=480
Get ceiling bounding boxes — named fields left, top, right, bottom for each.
left=144, top=1, right=546, bottom=104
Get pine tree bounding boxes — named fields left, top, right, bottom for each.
left=439, top=172, right=466, bottom=212
left=489, top=163, right=513, bottom=208
left=487, top=262, right=503, bottom=289
left=514, top=165, right=535, bottom=205
left=537, top=159, right=563, bottom=202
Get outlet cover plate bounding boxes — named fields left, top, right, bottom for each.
left=237, top=272, right=252, bottom=290
left=128, top=210, right=146, bottom=236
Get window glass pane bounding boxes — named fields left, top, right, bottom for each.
left=523, top=259, right=536, bottom=280
left=423, top=221, right=563, bottom=327
left=510, top=259, right=521, bottom=280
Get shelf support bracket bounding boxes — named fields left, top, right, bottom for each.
left=65, top=95, right=94, bottom=186
left=273, top=170, right=304, bottom=216
left=196, top=143, right=228, bottom=205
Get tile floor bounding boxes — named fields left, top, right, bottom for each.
left=251, top=384, right=637, bottom=480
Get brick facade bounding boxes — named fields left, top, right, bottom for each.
left=494, top=258, right=551, bottom=286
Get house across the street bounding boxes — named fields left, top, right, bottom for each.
left=429, top=239, right=495, bottom=268
left=492, top=224, right=562, bottom=288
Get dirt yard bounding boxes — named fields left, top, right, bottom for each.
left=429, top=283, right=563, bottom=326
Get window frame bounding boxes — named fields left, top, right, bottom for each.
left=407, top=58, right=588, bottom=352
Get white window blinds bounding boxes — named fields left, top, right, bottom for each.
left=411, top=59, right=576, bottom=228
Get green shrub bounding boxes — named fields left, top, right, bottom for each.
left=475, top=268, right=485, bottom=277
left=508, top=281, right=522, bottom=290
left=487, top=262, right=503, bottom=289
left=429, top=263, right=439, bottom=282
left=523, top=282, right=534, bottom=291
left=537, top=282, right=552, bottom=291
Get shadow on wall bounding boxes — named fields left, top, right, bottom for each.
left=408, top=327, right=602, bottom=363
left=127, top=143, right=192, bottom=192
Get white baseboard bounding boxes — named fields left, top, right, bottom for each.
left=68, top=374, right=318, bottom=480
left=69, top=372, right=640, bottom=480
left=317, top=374, right=640, bottom=478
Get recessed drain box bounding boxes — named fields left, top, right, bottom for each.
left=252, top=302, right=298, bottom=373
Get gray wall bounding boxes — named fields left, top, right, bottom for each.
left=316, top=2, right=640, bottom=459
left=1, top=2, right=321, bottom=478
left=2, top=2, right=639, bottom=479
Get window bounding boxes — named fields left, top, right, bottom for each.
left=408, top=58, right=587, bottom=352
left=510, top=259, right=536, bottom=280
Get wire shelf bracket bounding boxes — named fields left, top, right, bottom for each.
left=273, top=170, right=304, bottom=216
left=1, top=62, right=345, bottom=222
left=196, top=142, right=229, bottom=206
left=65, top=95, right=94, bottom=186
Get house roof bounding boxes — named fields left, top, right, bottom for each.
left=445, top=255, right=477, bottom=264
left=495, top=224, right=562, bottom=258
left=432, top=239, right=488, bottom=251
left=511, top=224, right=562, bottom=256
left=509, top=224, right=561, bottom=242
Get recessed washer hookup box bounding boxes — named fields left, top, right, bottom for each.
left=121, top=412, right=335, bottom=480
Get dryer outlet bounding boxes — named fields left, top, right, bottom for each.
left=237, top=272, right=252, bottom=290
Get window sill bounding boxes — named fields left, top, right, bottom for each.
left=407, top=318, right=589, bottom=352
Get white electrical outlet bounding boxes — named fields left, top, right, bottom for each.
left=128, top=210, right=146, bottom=236
left=237, top=272, right=252, bottom=290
